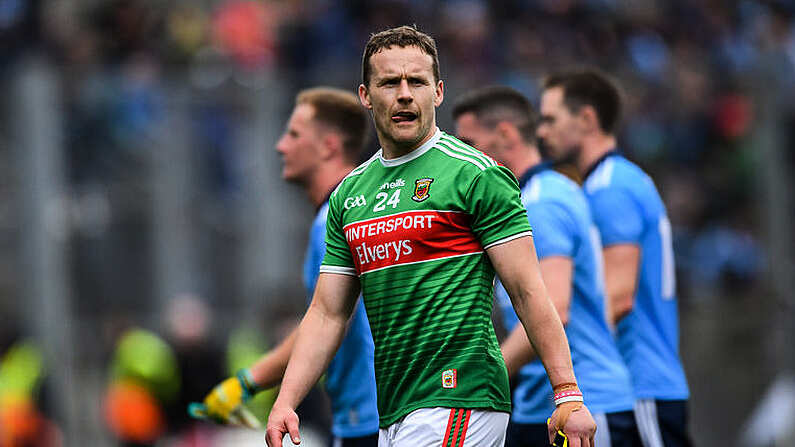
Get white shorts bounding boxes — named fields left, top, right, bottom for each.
left=378, top=407, right=509, bottom=447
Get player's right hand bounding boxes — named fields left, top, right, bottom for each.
left=549, top=402, right=596, bottom=447
left=265, top=404, right=301, bottom=446
left=188, top=369, right=257, bottom=425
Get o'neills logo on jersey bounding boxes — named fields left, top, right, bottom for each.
left=343, top=210, right=482, bottom=274
left=380, top=178, right=405, bottom=190
left=412, top=178, right=434, bottom=202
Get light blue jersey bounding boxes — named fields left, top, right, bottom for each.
left=303, top=201, right=379, bottom=437
left=496, top=164, right=635, bottom=423
left=583, top=151, right=689, bottom=400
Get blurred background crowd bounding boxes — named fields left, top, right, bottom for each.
left=0, top=0, right=793, bottom=445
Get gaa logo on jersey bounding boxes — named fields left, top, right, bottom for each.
left=412, top=178, right=434, bottom=202
left=442, top=369, right=457, bottom=389
left=344, top=195, right=367, bottom=209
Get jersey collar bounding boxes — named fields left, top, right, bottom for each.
left=583, top=149, right=621, bottom=181
left=517, top=161, right=553, bottom=189
left=377, top=127, right=442, bottom=167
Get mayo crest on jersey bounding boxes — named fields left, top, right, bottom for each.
left=583, top=151, right=689, bottom=400
left=320, top=128, right=532, bottom=428
left=304, top=202, right=379, bottom=437
left=495, top=164, right=635, bottom=423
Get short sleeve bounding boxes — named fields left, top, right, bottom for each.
left=309, top=218, right=326, bottom=276
left=466, top=166, right=533, bottom=249
left=525, top=201, right=575, bottom=259
left=588, top=188, right=644, bottom=246
left=319, top=191, right=357, bottom=276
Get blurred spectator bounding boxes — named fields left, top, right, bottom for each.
left=162, top=294, right=280, bottom=445
left=104, top=328, right=179, bottom=446
left=162, top=294, right=224, bottom=441
left=0, top=0, right=41, bottom=66
left=211, top=0, right=278, bottom=70
left=0, top=338, right=62, bottom=447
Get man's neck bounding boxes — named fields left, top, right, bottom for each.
left=379, top=125, right=437, bottom=160
left=508, top=144, right=543, bottom=180
left=304, top=162, right=354, bottom=208
left=578, top=132, right=617, bottom=176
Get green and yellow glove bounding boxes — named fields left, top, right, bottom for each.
left=188, top=369, right=262, bottom=428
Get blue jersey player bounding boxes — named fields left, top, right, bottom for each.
left=454, top=86, right=639, bottom=447
left=538, top=71, right=691, bottom=447
left=304, top=202, right=379, bottom=442
left=193, top=87, right=379, bottom=446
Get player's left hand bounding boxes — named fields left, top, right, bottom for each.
left=548, top=401, right=596, bottom=447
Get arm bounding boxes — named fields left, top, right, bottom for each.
left=500, top=256, right=573, bottom=378
left=488, top=238, right=574, bottom=386
left=588, top=188, right=644, bottom=326
left=249, top=329, right=297, bottom=389
left=192, top=326, right=298, bottom=425
left=467, top=166, right=593, bottom=444
left=488, top=237, right=594, bottom=445
left=603, top=243, right=640, bottom=324
left=194, top=200, right=343, bottom=425
left=266, top=272, right=360, bottom=446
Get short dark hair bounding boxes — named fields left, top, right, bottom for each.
left=362, top=25, right=440, bottom=86
left=544, top=70, right=622, bottom=134
left=296, top=87, right=370, bottom=163
left=452, top=86, right=537, bottom=142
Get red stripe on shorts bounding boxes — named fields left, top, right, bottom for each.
left=442, top=408, right=456, bottom=447
left=457, top=409, right=472, bottom=446
left=450, top=409, right=465, bottom=447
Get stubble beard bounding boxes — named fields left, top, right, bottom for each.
left=375, top=111, right=431, bottom=156
left=282, top=163, right=312, bottom=187
left=556, top=144, right=582, bottom=167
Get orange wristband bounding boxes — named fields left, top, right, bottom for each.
left=552, top=382, right=579, bottom=393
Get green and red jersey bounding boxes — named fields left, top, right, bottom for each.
left=320, top=128, right=532, bottom=427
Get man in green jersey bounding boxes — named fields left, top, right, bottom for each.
left=266, top=26, right=597, bottom=447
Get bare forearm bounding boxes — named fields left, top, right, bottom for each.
left=248, top=329, right=298, bottom=390
left=500, top=324, right=537, bottom=378
left=608, top=292, right=634, bottom=324
left=603, top=244, right=640, bottom=325
left=488, top=237, right=576, bottom=387
left=514, top=288, right=575, bottom=386
left=273, top=305, right=348, bottom=409
left=501, top=256, right=573, bottom=378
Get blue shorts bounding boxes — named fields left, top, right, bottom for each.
left=506, top=410, right=641, bottom=447
left=329, top=432, right=379, bottom=447
left=635, top=399, right=693, bottom=447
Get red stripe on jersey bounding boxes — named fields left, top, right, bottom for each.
left=343, top=210, right=482, bottom=275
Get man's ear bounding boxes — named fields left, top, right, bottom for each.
left=434, top=80, right=444, bottom=107
left=358, top=84, right=372, bottom=110
left=496, top=121, right=522, bottom=147
left=496, top=121, right=520, bottom=143
left=579, top=105, right=601, bottom=133
left=320, top=132, right=343, bottom=161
